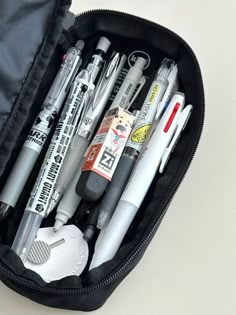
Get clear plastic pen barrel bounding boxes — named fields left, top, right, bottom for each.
left=11, top=211, right=43, bottom=263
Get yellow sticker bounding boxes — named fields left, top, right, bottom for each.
left=131, top=124, right=151, bottom=143
left=149, top=84, right=159, bottom=104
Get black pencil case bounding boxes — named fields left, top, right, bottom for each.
left=0, top=0, right=205, bottom=311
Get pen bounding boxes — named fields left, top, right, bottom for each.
left=97, top=58, right=176, bottom=229
left=49, top=51, right=125, bottom=214
left=89, top=93, right=193, bottom=269
left=11, top=68, right=93, bottom=262
left=0, top=40, right=84, bottom=220
left=76, top=57, right=147, bottom=202
left=110, top=56, right=146, bottom=110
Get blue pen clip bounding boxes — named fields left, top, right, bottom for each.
left=159, top=104, right=193, bottom=173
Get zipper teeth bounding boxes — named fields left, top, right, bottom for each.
left=0, top=9, right=205, bottom=296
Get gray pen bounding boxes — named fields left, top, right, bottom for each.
left=49, top=52, right=126, bottom=219
left=0, top=40, right=85, bottom=220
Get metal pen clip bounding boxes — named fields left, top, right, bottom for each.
left=77, top=52, right=125, bottom=131
left=159, top=104, right=193, bottom=173
left=90, top=52, right=121, bottom=110
left=50, top=48, right=81, bottom=102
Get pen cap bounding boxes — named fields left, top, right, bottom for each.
left=96, top=37, right=111, bottom=54
left=126, top=57, right=146, bottom=82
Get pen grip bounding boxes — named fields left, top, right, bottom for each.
left=98, top=154, right=136, bottom=228
left=55, top=135, right=89, bottom=193
left=56, top=164, right=83, bottom=221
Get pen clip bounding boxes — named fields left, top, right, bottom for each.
left=89, top=61, right=107, bottom=110
left=90, top=52, right=121, bottom=111
left=50, top=49, right=81, bottom=102
left=159, top=104, right=193, bottom=173
left=126, top=76, right=146, bottom=110
left=155, top=65, right=179, bottom=122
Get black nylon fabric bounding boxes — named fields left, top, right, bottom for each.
left=0, top=0, right=57, bottom=133
left=0, top=10, right=205, bottom=312
left=0, top=0, right=71, bottom=177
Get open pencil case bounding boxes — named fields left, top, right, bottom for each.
left=0, top=0, right=205, bottom=311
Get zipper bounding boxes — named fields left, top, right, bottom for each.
left=0, top=9, right=205, bottom=296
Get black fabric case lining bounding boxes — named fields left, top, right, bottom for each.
left=0, top=0, right=57, bottom=133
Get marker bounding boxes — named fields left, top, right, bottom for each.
left=89, top=93, right=193, bottom=269
left=0, top=40, right=84, bottom=220
left=76, top=57, right=146, bottom=202
left=49, top=51, right=125, bottom=213
left=97, top=58, right=176, bottom=229
left=11, top=67, right=93, bottom=263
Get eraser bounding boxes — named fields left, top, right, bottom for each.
left=96, top=36, right=111, bottom=54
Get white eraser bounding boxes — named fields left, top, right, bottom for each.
left=96, top=36, right=111, bottom=54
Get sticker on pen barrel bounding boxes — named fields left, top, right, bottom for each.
left=126, top=82, right=161, bottom=151
left=24, top=103, right=58, bottom=153
left=82, top=107, right=135, bottom=180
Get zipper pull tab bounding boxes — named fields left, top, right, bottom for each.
left=159, top=104, right=193, bottom=173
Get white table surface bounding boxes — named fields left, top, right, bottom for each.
left=1, top=0, right=236, bottom=314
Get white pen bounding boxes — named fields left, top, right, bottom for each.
left=11, top=68, right=93, bottom=262
left=0, top=41, right=84, bottom=220
left=90, top=93, right=193, bottom=269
